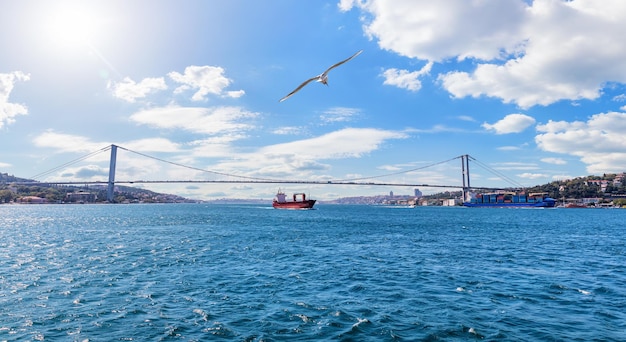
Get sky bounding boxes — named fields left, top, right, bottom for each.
left=2, top=0, right=626, bottom=201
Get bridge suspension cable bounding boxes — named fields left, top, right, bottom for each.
left=332, top=156, right=464, bottom=182
left=116, top=146, right=285, bottom=182
left=29, top=145, right=112, bottom=181
left=467, top=155, right=526, bottom=189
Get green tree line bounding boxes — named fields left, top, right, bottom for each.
left=0, top=184, right=188, bottom=204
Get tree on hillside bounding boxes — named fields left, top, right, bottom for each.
left=0, top=190, right=14, bottom=203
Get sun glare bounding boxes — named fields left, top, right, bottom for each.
left=44, top=4, right=99, bottom=48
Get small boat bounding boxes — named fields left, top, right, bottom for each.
left=272, top=190, right=316, bottom=209
left=463, top=191, right=556, bottom=208
left=382, top=204, right=416, bottom=209
left=564, top=202, right=588, bottom=208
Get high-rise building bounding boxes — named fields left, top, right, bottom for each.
left=414, top=188, right=422, bottom=198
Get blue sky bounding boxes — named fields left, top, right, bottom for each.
left=2, top=0, right=626, bottom=200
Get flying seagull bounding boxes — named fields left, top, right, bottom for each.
left=279, top=50, right=363, bottom=102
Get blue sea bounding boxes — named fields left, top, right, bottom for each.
left=1, top=204, right=624, bottom=341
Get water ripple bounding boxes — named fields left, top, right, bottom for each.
left=1, top=204, right=625, bottom=340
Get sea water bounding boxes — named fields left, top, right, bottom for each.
left=0, top=204, right=624, bottom=341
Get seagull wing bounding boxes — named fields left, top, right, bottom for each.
left=279, top=76, right=320, bottom=102
left=320, top=50, right=363, bottom=77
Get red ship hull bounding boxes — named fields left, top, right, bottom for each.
left=272, top=191, right=316, bottom=209
left=272, top=199, right=316, bottom=209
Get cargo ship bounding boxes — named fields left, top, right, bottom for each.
left=463, top=191, right=556, bottom=208
left=272, top=190, right=316, bottom=209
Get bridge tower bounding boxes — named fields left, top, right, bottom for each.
left=107, top=144, right=117, bottom=202
left=461, top=154, right=470, bottom=201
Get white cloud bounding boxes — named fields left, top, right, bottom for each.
left=409, top=124, right=467, bottom=134
left=517, top=172, right=548, bottom=179
left=33, top=131, right=185, bottom=157
left=187, top=145, right=235, bottom=159
left=457, top=115, right=476, bottom=122
left=61, top=165, right=109, bottom=179
left=491, top=162, right=538, bottom=171
left=342, top=0, right=527, bottom=61
left=343, top=0, right=626, bottom=108
left=320, top=107, right=360, bottom=123
left=612, top=94, right=626, bottom=102
left=378, top=164, right=402, bottom=171
left=552, top=174, right=573, bottom=181
left=497, top=146, right=522, bottom=151
left=129, top=105, right=258, bottom=135
left=482, top=113, right=536, bottom=134
left=226, top=90, right=245, bottom=98
left=381, top=62, right=432, bottom=91
left=124, top=138, right=181, bottom=152
left=187, top=134, right=247, bottom=158
left=338, top=0, right=358, bottom=12
left=168, top=65, right=245, bottom=101
left=111, top=65, right=244, bottom=103
left=213, top=128, right=409, bottom=179
left=541, top=157, right=567, bottom=165
left=261, top=127, right=408, bottom=159
left=272, top=126, right=306, bottom=135
left=536, top=111, right=626, bottom=173
left=33, top=131, right=108, bottom=153
left=0, top=71, right=30, bottom=129
left=109, top=77, right=167, bottom=103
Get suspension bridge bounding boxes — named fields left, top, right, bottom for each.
left=13, top=144, right=525, bottom=202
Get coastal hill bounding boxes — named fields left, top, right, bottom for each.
left=0, top=172, right=193, bottom=204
